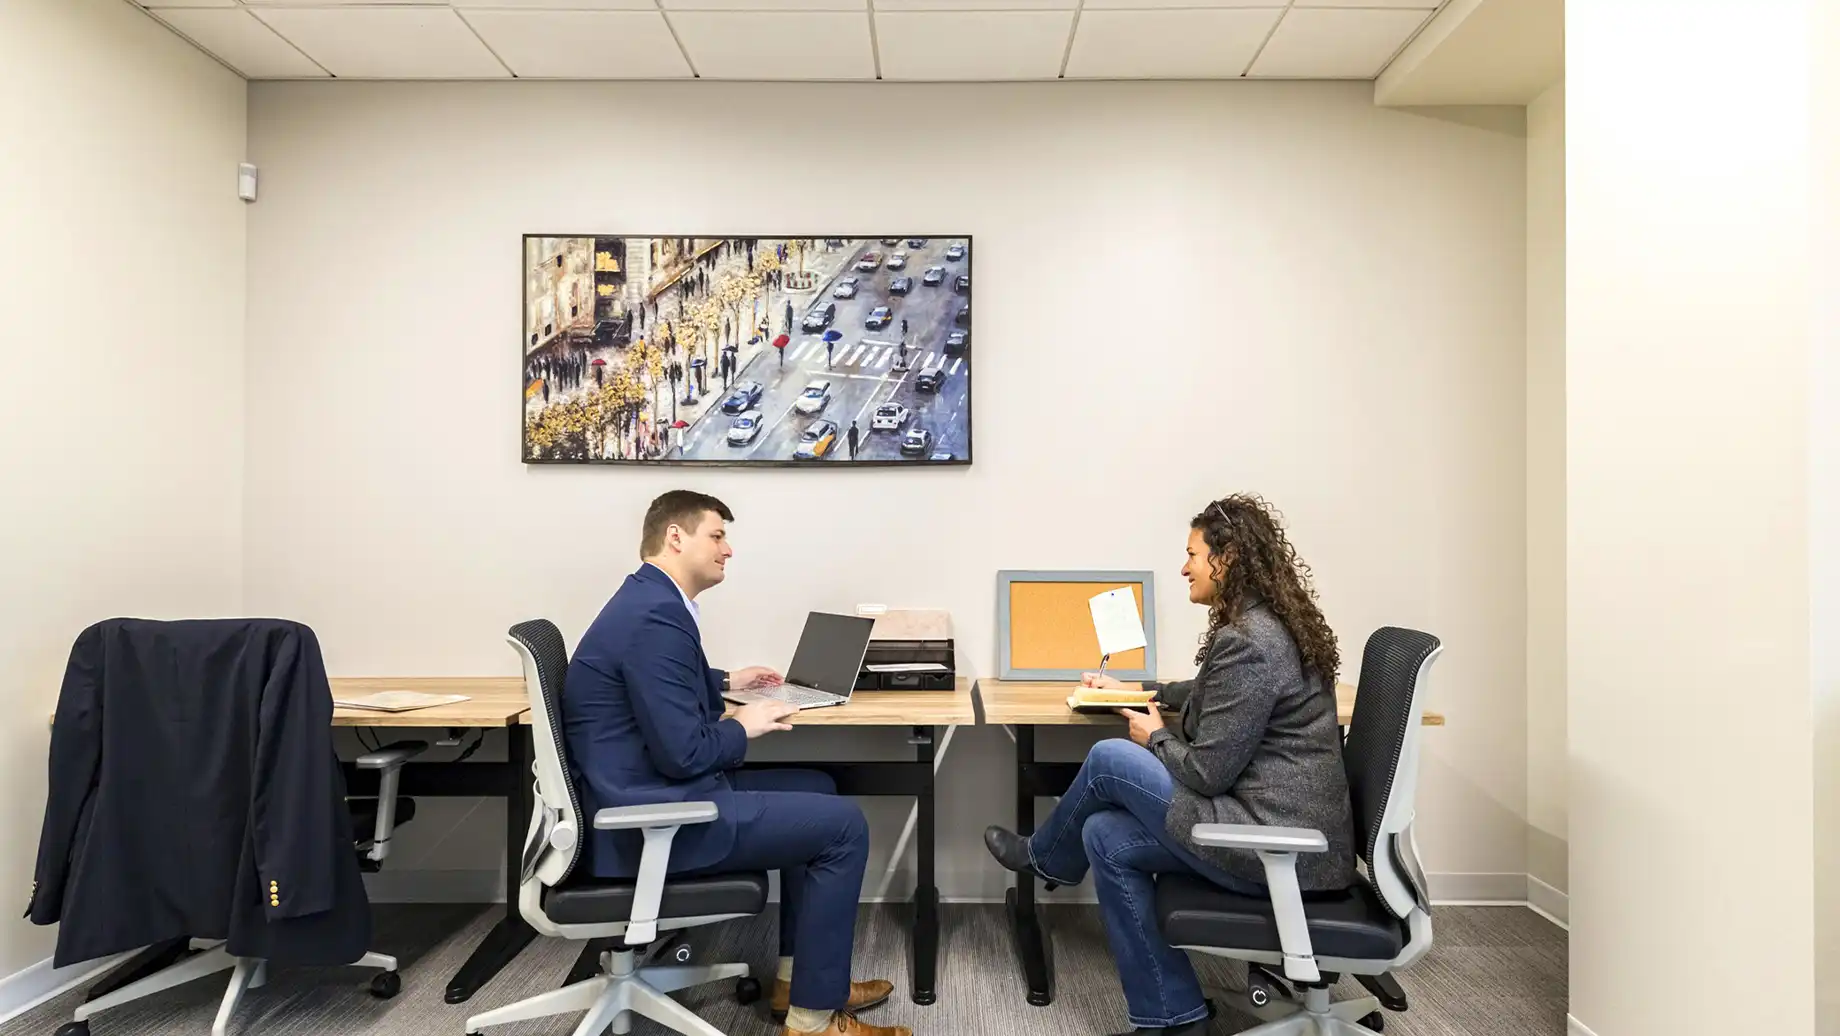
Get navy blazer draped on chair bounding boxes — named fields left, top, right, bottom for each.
left=29, top=618, right=371, bottom=968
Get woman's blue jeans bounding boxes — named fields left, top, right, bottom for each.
left=1026, top=739, right=1266, bottom=1029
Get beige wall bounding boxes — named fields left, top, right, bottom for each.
left=1568, top=3, right=1815, bottom=1033
left=1524, top=80, right=1567, bottom=910
left=0, top=0, right=246, bottom=978
left=244, top=80, right=1529, bottom=900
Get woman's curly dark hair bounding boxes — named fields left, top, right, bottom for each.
left=1191, top=494, right=1339, bottom=681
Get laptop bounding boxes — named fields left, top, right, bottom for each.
left=722, top=611, right=876, bottom=711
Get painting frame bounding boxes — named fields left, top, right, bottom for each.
left=520, top=234, right=975, bottom=469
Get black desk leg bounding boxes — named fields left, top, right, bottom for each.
left=444, top=725, right=538, bottom=1005
left=910, top=726, right=939, bottom=1006
left=1007, top=724, right=1053, bottom=1007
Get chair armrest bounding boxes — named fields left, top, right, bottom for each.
left=1191, top=824, right=1328, bottom=854
left=356, top=741, right=429, bottom=771
left=354, top=742, right=427, bottom=865
left=1190, top=822, right=1326, bottom=985
left=593, top=802, right=719, bottom=830
left=607, top=802, right=721, bottom=945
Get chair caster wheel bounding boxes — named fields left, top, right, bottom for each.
left=1358, top=1012, right=1384, bottom=1032
left=55, top=1023, right=90, bottom=1036
left=1247, top=962, right=1290, bottom=1009
left=370, top=970, right=402, bottom=999
left=735, top=977, right=762, bottom=1004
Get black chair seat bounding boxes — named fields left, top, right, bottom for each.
left=544, top=871, right=769, bottom=926
left=1156, top=874, right=1405, bottom=962
left=348, top=796, right=417, bottom=831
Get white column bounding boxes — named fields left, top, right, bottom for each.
left=1812, top=0, right=1840, bottom=1029
left=1567, top=2, right=1817, bottom=1034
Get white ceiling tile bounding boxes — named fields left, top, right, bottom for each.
left=137, top=0, right=237, bottom=9
left=669, top=12, right=875, bottom=79
left=1247, top=7, right=1428, bottom=78
left=251, top=8, right=510, bottom=78
left=1296, top=0, right=1438, bottom=7
left=1083, top=0, right=1279, bottom=8
left=461, top=10, right=691, bottom=78
left=874, top=0, right=1075, bottom=11
left=152, top=8, right=327, bottom=77
left=660, top=0, right=864, bottom=9
left=1066, top=8, right=1280, bottom=78
left=875, top=11, right=1071, bottom=80
left=452, top=0, right=658, bottom=9
left=241, top=0, right=444, bottom=5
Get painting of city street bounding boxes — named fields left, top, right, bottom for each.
left=522, top=236, right=973, bottom=466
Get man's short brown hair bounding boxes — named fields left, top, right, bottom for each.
left=640, top=490, right=734, bottom=557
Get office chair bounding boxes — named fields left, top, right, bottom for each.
left=48, top=619, right=406, bottom=1036
left=465, top=620, right=766, bottom=1036
left=1155, top=627, right=1443, bottom=1036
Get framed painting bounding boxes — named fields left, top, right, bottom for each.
left=522, top=236, right=972, bottom=467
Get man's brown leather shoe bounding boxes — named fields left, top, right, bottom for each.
left=781, top=1009, right=911, bottom=1036
left=770, top=979, right=895, bottom=1022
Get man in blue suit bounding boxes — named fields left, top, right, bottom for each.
left=564, top=491, right=908, bottom=1036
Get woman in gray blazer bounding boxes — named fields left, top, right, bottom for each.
left=985, top=494, right=1357, bottom=1036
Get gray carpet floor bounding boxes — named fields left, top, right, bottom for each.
left=1, top=903, right=1566, bottom=1036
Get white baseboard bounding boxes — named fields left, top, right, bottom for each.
left=1526, top=874, right=1569, bottom=928
left=0, top=950, right=131, bottom=1027
left=1567, top=1015, right=1597, bottom=1036
left=1426, top=872, right=1528, bottom=905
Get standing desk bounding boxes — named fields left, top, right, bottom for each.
left=339, top=677, right=976, bottom=1007
left=721, top=679, right=977, bottom=1005
left=973, top=679, right=1445, bottom=1007
left=331, top=677, right=534, bottom=1005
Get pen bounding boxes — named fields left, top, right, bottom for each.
left=1097, top=653, right=1110, bottom=680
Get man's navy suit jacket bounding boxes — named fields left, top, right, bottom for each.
left=563, top=563, right=756, bottom=877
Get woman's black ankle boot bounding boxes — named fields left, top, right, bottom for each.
left=983, top=826, right=1060, bottom=891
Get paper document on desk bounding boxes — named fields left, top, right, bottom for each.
left=864, top=662, right=950, bottom=673
left=1089, top=588, right=1147, bottom=656
left=333, top=691, right=470, bottom=713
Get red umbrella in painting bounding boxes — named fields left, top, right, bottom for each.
left=773, top=333, right=790, bottom=368
left=591, top=358, right=607, bottom=366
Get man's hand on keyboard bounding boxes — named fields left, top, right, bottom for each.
left=734, top=699, right=798, bottom=739
left=731, top=666, right=784, bottom=690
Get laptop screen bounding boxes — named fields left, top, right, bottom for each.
left=785, top=612, right=876, bottom=694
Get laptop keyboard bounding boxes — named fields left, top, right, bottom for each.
left=762, top=683, right=840, bottom=706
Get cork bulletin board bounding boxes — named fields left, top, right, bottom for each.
left=996, top=570, right=1158, bottom=681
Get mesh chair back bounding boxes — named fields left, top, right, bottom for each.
left=508, top=619, right=584, bottom=886
left=1342, top=626, right=1442, bottom=917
